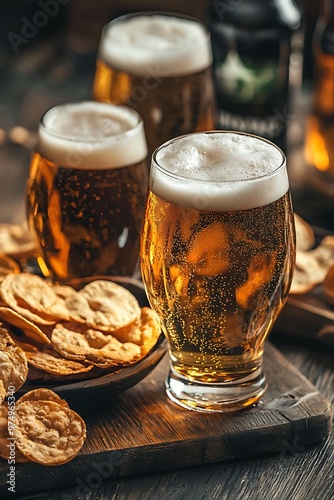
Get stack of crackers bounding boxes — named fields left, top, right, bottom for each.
left=0, top=384, right=87, bottom=465
left=0, top=273, right=160, bottom=384
left=0, top=271, right=161, bottom=467
left=1, top=216, right=334, bottom=467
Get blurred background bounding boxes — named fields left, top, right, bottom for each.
left=0, top=0, right=212, bottom=223
left=0, top=0, right=327, bottom=226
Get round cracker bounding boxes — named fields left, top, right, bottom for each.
left=79, top=280, right=141, bottom=332
left=15, top=400, right=86, bottom=465
left=2, top=273, right=58, bottom=315
left=0, top=274, right=55, bottom=326
left=0, top=273, right=70, bottom=324
left=0, top=306, right=51, bottom=344
left=53, top=285, right=96, bottom=324
left=18, top=388, right=68, bottom=408
left=63, top=293, right=95, bottom=324
left=51, top=322, right=141, bottom=368
left=0, top=325, right=28, bottom=393
left=113, top=307, right=161, bottom=356
left=137, top=308, right=161, bottom=356
left=290, top=251, right=323, bottom=295
left=52, top=284, right=78, bottom=300
left=25, top=348, right=94, bottom=376
left=26, top=365, right=101, bottom=383
left=291, top=240, right=334, bottom=295
left=0, top=405, right=29, bottom=463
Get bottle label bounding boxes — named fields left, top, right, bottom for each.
left=217, top=109, right=286, bottom=142
left=210, top=22, right=290, bottom=149
left=214, top=50, right=278, bottom=105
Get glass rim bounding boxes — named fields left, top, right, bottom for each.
left=39, top=100, right=145, bottom=144
left=151, top=130, right=287, bottom=185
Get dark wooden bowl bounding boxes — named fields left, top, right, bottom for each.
left=17, top=276, right=167, bottom=412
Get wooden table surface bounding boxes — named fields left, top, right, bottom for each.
left=1, top=334, right=331, bottom=500
left=0, top=31, right=333, bottom=500
left=1, top=154, right=333, bottom=500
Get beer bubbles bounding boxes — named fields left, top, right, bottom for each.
left=93, top=12, right=215, bottom=156
left=27, top=101, right=148, bottom=281
left=141, top=131, right=295, bottom=412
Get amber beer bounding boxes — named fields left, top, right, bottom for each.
left=93, top=12, right=215, bottom=156
left=27, top=101, right=148, bottom=282
left=140, top=131, right=295, bottom=412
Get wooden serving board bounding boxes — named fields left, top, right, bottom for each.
left=0, top=342, right=332, bottom=497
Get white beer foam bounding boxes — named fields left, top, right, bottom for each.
left=99, top=14, right=212, bottom=77
left=38, top=101, right=148, bottom=169
left=152, top=133, right=289, bottom=211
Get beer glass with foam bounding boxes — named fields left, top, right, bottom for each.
left=140, top=131, right=296, bottom=412
left=27, top=101, right=148, bottom=282
left=93, top=12, right=215, bottom=157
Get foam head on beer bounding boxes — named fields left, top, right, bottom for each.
left=152, top=132, right=288, bottom=211
left=38, top=101, right=148, bottom=169
left=99, top=13, right=212, bottom=77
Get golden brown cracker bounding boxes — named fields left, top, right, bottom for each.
left=113, top=307, right=161, bottom=356
left=79, top=280, right=141, bottom=332
left=17, top=388, right=68, bottom=408
left=1, top=273, right=72, bottom=323
left=25, top=348, right=94, bottom=376
left=0, top=306, right=51, bottom=344
left=291, top=238, right=334, bottom=295
left=0, top=405, right=29, bottom=463
left=0, top=325, right=28, bottom=394
left=63, top=292, right=95, bottom=324
left=0, top=274, right=55, bottom=326
left=15, top=400, right=86, bottom=465
left=51, top=322, right=141, bottom=368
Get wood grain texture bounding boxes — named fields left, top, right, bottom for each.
left=7, top=335, right=333, bottom=500
left=0, top=342, right=331, bottom=498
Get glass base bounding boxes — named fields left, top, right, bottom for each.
left=166, top=366, right=267, bottom=413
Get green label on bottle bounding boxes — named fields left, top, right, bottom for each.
left=214, top=50, right=278, bottom=105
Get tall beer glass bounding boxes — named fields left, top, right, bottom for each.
left=27, top=101, right=148, bottom=282
left=93, top=12, right=215, bottom=157
left=140, top=131, right=295, bottom=412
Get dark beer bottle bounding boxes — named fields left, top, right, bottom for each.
left=208, top=0, right=302, bottom=152
left=304, top=0, right=334, bottom=204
